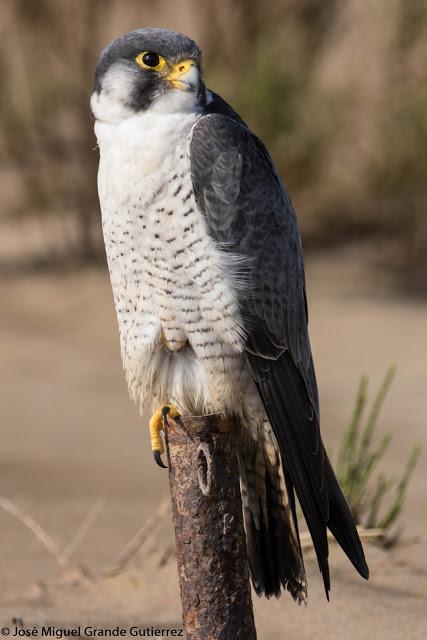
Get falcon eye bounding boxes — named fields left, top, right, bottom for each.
left=142, top=52, right=159, bottom=67
left=135, top=51, right=166, bottom=71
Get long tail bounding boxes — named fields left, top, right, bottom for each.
left=324, top=452, right=370, bottom=577
left=248, top=348, right=370, bottom=599
left=238, top=420, right=307, bottom=602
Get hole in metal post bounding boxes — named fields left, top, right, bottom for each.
left=197, top=443, right=212, bottom=496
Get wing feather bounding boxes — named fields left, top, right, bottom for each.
left=189, top=109, right=369, bottom=595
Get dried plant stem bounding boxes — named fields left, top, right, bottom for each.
left=299, top=526, right=385, bottom=551
left=0, top=496, right=70, bottom=568
left=63, top=498, right=105, bottom=561
left=105, top=500, right=171, bottom=576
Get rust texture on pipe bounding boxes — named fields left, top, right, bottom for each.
left=165, top=414, right=257, bottom=640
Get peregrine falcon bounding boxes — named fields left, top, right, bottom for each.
left=91, top=27, right=369, bottom=602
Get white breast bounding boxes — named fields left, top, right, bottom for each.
left=95, top=104, right=245, bottom=414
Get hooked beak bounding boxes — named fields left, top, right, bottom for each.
left=166, top=59, right=200, bottom=92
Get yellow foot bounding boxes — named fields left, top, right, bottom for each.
left=149, top=404, right=181, bottom=468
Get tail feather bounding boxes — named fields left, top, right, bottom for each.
left=324, top=454, right=369, bottom=579
left=246, top=347, right=369, bottom=599
left=239, top=422, right=306, bottom=602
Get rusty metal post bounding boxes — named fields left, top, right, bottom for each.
left=165, top=414, right=257, bottom=640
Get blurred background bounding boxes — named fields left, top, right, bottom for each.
left=0, top=1, right=426, bottom=638
left=1, top=0, right=427, bottom=272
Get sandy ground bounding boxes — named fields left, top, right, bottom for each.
left=0, top=244, right=426, bottom=638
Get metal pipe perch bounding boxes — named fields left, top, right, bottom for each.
left=165, top=414, right=257, bottom=640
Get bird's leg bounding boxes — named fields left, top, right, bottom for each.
left=149, top=404, right=181, bottom=468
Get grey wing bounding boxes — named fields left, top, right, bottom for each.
left=189, top=113, right=368, bottom=596
left=190, top=113, right=318, bottom=406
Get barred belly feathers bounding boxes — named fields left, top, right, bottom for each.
left=96, top=107, right=246, bottom=416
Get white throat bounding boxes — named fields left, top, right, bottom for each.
left=91, top=62, right=203, bottom=127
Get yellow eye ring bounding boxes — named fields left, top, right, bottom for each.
left=135, top=51, right=167, bottom=72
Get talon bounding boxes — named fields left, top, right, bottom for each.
left=149, top=404, right=181, bottom=469
left=153, top=449, right=168, bottom=469
left=162, top=404, right=181, bottom=424
left=162, top=404, right=171, bottom=428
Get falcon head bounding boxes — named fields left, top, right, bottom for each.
left=91, top=28, right=204, bottom=123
